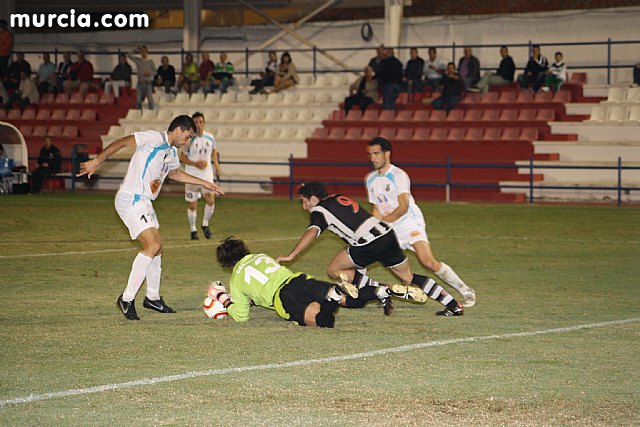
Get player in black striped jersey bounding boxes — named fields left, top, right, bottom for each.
left=277, top=182, right=464, bottom=316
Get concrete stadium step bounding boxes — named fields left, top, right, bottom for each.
left=499, top=180, right=640, bottom=203
left=533, top=140, right=640, bottom=162
left=514, top=160, right=640, bottom=183
left=549, top=122, right=640, bottom=141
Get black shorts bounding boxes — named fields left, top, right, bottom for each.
left=279, top=274, right=334, bottom=326
left=347, top=231, right=407, bottom=269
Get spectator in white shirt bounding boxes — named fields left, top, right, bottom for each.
left=423, top=47, right=446, bottom=92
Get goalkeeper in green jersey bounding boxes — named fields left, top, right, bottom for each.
left=213, top=237, right=359, bottom=328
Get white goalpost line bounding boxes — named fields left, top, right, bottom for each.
left=1, top=317, right=638, bottom=407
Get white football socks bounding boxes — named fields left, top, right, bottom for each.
left=203, top=204, right=215, bottom=227
left=436, top=262, right=471, bottom=293
left=122, top=253, right=153, bottom=302
left=145, top=255, right=162, bottom=300
left=187, top=208, right=197, bottom=232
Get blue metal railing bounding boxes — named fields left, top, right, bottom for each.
left=28, top=155, right=639, bottom=207
left=14, top=38, right=640, bottom=84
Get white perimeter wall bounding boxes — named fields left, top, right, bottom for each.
left=12, top=6, right=640, bottom=85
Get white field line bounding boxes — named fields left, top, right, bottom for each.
left=1, top=317, right=638, bottom=407
left=1, top=235, right=638, bottom=259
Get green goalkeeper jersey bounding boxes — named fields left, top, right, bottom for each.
left=228, top=253, right=301, bottom=322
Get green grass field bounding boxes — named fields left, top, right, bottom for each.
left=1, top=193, right=639, bottom=426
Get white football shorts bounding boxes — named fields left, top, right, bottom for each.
left=115, top=197, right=160, bottom=240
left=392, top=217, right=429, bottom=251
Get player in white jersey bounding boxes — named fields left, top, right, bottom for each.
left=77, top=115, right=224, bottom=320
left=365, top=137, right=476, bottom=307
left=179, top=112, right=222, bottom=240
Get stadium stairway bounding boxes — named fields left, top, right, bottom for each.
left=272, top=75, right=596, bottom=202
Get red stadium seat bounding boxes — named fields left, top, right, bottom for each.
left=98, top=92, right=114, bottom=104
left=84, top=93, right=99, bottom=105
left=497, top=91, right=516, bottom=103
left=80, top=109, right=97, bottom=121
left=0, top=109, right=6, bottom=120
left=47, top=126, right=63, bottom=137
left=534, top=91, right=553, bottom=103
left=480, top=109, right=499, bottom=121
left=69, top=92, right=83, bottom=104
left=379, top=127, right=396, bottom=140
left=362, top=109, right=378, bottom=121
left=379, top=110, right=395, bottom=122
left=395, top=110, right=412, bottom=122
left=65, top=109, right=81, bottom=121
left=463, top=110, right=481, bottom=121
left=7, top=109, right=21, bottom=120
left=33, top=126, right=48, bottom=137
left=500, top=128, right=520, bottom=140
left=344, top=127, right=363, bottom=141
left=464, top=128, right=482, bottom=140
left=19, top=125, right=33, bottom=136
left=39, top=93, right=54, bottom=105
left=412, top=128, right=430, bottom=141
left=62, top=126, right=79, bottom=138
left=569, top=73, right=587, bottom=84
left=345, top=110, right=362, bottom=121
left=447, top=128, right=464, bottom=140
left=35, top=109, right=51, bottom=121
left=51, top=109, right=66, bottom=120
left=461, top=92, right=480, bottom=104
left=54, top=93, right=69, bottom=104
left=482, top=127, right=500, bottom=141
left=396, top=128, right=413, bottom=140
left=498, top=109, right=517, bottom=121
left=362, top=127, right=379, bottom=140
left=535, top=109, right=555, bottom=121
left=517, top=109, right=536, bottom=121
left=21, top=108, right=36, bottom=120
left=413, top=110, right=430, bottom=121
left=480, top=92, right=499, bottom=103
left=327, top=127, right=346, bottom=139
left=426, top=110, right=446, bottom=122
left=519, top=127, right=539, bottom=141
left=430, top=128, right=447, bottom=140
left=552, top=91, right=571, bottom=103
left=516, top=92, right=534, bottom=103
left=396, top=92, right=409, bottom=105
left=310, top=128, right=328, bottom=140
left=445, top=110, right=463, bottom=122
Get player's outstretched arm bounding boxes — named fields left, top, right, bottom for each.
left=276, top=227, right=319, bottom=263
left=168, top=168, right=225, bottom=195
left=76, top=135, right=136, bottom=179
left=381, top=193, right=410, bottom=223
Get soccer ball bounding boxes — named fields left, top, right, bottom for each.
left=203, top=296, right=228, bottom=319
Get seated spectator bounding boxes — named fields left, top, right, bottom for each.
left=431, top=62, right=464, bottom=112
left=250, top=50, right=277, bottom=94
left=178, top=53, right=199, bottom=94
left=36, top=53, right=57, bottom=94
left=0, top=20, right=13, bottom=80
left=104, top=53, right=132, bottom=98
left=127, top=46, right=155, bottom=110
left=634, top=62, right=640, bottom=86
left=5, top=52, right=31, bottom=91
left=154, top=56, right=176, bottom=94
left=368, top=44, right=385, bottom=76
left=0, top=79, right=7, bottom=104
left=209, top=52, right=234, bottom=94
left=377, top=48, right=403, bottom=110
left=423, top=47, right=446, bottom=91
left=198, top=52, right=215, bottom=94
left=63, top=50, right=94, bottom=96
left=404, top=47, right=425, bottom=96
left=4, top=71, right=39, bottom=111
left=544, top=51, right=567, bottom=92
left=344, top=66, right=378, bottom=114
left=271, top=52, right=298, bottom=93
left=476, top=45, right=516, bottom=94
left=0, top=142, right=6, bottom=159
left=458, top=47, right=480, bottom=91
left=518, top=45, right=548, bottom=93
left=55, top=51, right=73, bottom=94
left=0, top=142, right=13, bottom=194
left=31, top=136, right=61, bottom=194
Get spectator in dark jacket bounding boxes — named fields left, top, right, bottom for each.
left=476, top=46, right=516, bottom=93
left=633, top=62, right=640, bottom=86
left=518, top=45, right=548, bottom=93
left=154, top=56, right=176, bottom=94
left=431, top=63, right=464, bottom=112
left=31, top=136, right=61, bottom=194
left=368, top=45, right=385, bottom=76
left=344, top=66, right=378, bottom=113
left=104, top=54, right=132, bottom=98
left=404, top=47, right=425, bottom=96
left=458, top=47, right=480, bottom=91
left=377, top=48, right=404, bottom=110
left=5, top=52, right=31, bottom=91
left=56, top=51, right=74, bottom=94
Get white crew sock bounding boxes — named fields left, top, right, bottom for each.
left=122, top=253, right=153, bottom=302
left=203, top=204, right=215, bottom=227
left=435, top=262, right=471, bottom=293
left=188, top=208, right=197, bottom=232
left=145, top=255, right=162, bottom=300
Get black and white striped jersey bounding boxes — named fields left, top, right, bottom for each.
left=309, top=194, right=391, bottom=246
